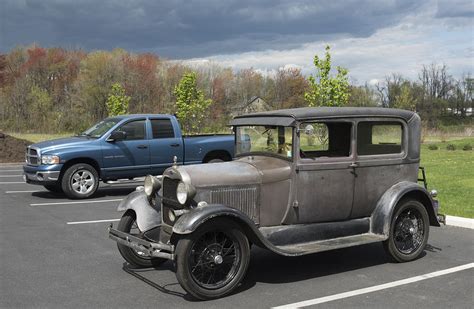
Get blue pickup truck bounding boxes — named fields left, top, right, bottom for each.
left=23, top=114, right=234, bottom=199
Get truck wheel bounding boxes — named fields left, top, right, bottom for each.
left=43, top=184, right=63, bottom=193
left=207, top=158, right=224, bottom=163
left=175, top=219, right=250, bottom=300
left=117, top=211, right=166, bottom=268
left=383, top=199, right=429, bottom=262
left=61, top=163, right=99, bottom=199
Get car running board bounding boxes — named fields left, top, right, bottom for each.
left=273, top=233, right=387, bottom=255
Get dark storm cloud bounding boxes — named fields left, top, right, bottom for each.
left=2, top=0, right=425, bottom=58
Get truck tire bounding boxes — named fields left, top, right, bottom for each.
left=61, top=163, right=99, bottom=199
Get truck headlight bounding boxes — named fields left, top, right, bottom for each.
left=176, top=181, right=196, bottom=205
left=41, top=155, right=60, bottom=165
left=144, top=175, right=161, bottom=199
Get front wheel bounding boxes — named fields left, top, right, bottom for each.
left=117, top=211, right=166, bottom=268
left=175, top=219, right=250, bottom=300
left=383, top=199, right=430, bottom=262
left=61, top=163, right=99, bottom=199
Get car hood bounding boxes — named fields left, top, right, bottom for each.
left=169, top=156, right=292, bottom=188
left=31, top=137, right=95, bottom=153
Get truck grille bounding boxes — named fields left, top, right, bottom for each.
left=210, top=186, right=259, bottom=223
left=26, top=147, right=40, bottom=166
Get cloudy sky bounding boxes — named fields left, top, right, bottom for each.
left=1, top=0, right=473, bottom=83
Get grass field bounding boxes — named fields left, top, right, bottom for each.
left=420, top=137, right=473, bottom=218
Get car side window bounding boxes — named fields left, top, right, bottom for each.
left=151, top=119, right=175, bottom=138
left=119, top=120, right=146, bottom=140
left=357, top=122, right=402, bottom=155
left=299, top=122, right=352, bottom=158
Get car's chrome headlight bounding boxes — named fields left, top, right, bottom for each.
left=144, top=175, right=161, bottom=199
left=176, top=181, right=196, bottom=205
left=41, top=155, right=60, bottom=165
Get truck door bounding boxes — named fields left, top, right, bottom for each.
left=149, top=118, right=184, bottom=175
left=102, top=118, right=151, bottom=178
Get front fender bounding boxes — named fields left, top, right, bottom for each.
left=117, top=190, right=161, bottom=232
left=172, top=204, right=257, bottom=234
left=370, top=181, right=440, bottom=236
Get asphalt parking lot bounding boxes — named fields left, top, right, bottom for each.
left=1, top=163, right=473, bottom=309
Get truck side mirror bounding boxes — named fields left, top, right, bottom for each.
left=107, top=130, right=126, bottom=142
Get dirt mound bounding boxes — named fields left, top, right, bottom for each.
left=0, top=133, right=31, bottom=163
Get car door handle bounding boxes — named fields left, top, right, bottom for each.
left=170, top=143, right=180, bottom=147
left=137, top=145, right=148, bottom=149
left=349, top=162, right=358, bottom=168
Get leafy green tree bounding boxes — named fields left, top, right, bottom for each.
left=106, top=83, right=130, bottom=116
left=304, top=45, right=350, bottom=107
left=174, top=72, right=212, bottom=134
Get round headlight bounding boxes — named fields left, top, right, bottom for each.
left=144, top=175, right=161, bottom=198
left=176, top=181, right=188, bottom=204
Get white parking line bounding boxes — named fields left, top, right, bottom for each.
left=30, top=198, right=123, bottom=206
left=6, top=190, right=42, bottom=193
left=0, top=175, right=23, bottom=177
left=0, top=181, right=26, bottom=184
left=67, top=219, right=120, bottom=225
left=273, top=262, right=474, bottom=309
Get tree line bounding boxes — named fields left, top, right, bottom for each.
left=0, top=45, right=472, bottom=134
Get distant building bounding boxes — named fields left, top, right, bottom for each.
left=231, top=96, right=271, bottom=117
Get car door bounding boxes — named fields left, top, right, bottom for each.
left=149, top=118, right=184, bottom=175
left=294, top=120, right=355, bottom=223
left=102, top=118, right=151, bottom=178
left=351, top=119, right=413, bottom=218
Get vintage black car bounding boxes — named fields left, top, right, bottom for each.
left=108, top=107, right=442, bottom=300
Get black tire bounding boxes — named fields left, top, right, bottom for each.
left=383, top=199, right=430, bottom=262
left=117, top=211, right=166, bottom=268
left=43, top=184, right=63, bottom=193
left=207, top=158, right=224, bottom=163
left=61, top=163, right=99, bottom=199
left=175, top=219, right=250, bottom=300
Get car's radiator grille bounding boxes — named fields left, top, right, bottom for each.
left=26, top=147, right=39, bottom=166
left=163, top=178, right=180, bottom=201
left=210, top=186, right=259, bottom=223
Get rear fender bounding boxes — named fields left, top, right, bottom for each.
left=370, top=181, right=440, bottom=236
left=117, top=190, right=161, bottom=232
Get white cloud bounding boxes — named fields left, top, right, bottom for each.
left=186, top=2, right=473, bottom=83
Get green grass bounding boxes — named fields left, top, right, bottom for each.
left=7, top=132, right=73, bottom=143
left=421, top=137, right=474, bottom=218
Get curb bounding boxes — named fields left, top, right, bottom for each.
left=445, top=215, right=474, bottom=229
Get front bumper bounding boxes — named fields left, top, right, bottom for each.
left=108, top=224, right=175, bottom=260
left=23, top=164, right=62, bottom=185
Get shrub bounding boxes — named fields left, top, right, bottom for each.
left=446, top=144, right=456, bottom=151
left=428, top=144, right=438, bottom=150
left=462, top=144, right=472, bottom=151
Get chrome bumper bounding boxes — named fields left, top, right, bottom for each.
left=24, top=170, right=60, bottom=182
left=108, top=224, right=175, bottom=260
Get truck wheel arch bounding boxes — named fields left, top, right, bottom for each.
left=202, top=150, right=232, bottom=163
left=370, top=181, right=440, bottom=236
left=60, top=157, right=101, bottom=180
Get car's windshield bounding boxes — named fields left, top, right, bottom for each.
left=78, top=118, right=121, bottom=138
left=235, top=125, right=293, bottom=159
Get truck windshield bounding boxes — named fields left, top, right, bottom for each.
left=235, top=125, right=293, bottom=159
left=79, top=118, right=121, bottom=138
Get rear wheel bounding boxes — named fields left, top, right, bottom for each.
left=383, top=199, right=429, bottom=262
left=43, top=184, right=63, bottom=193
left=117, top=211, right=166, bottom=268
left=175, top=219, right=250, bottom=300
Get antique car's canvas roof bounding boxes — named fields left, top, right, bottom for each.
left=231, top=107, right=416, bottom=126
